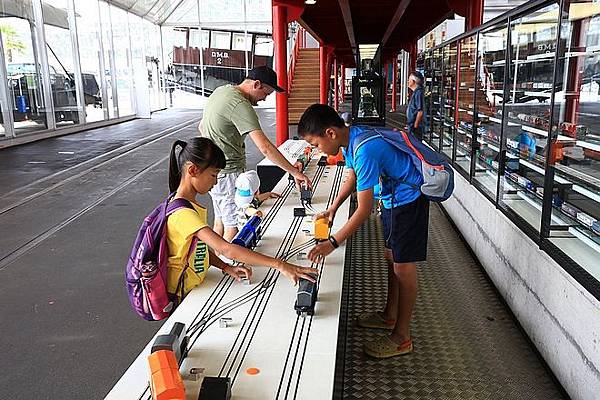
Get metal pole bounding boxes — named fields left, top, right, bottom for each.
left=391, top=53, right=397, bottom=112
left=273, top=4, right=289, bottom=145
left=320, top=44, right=327, bottom=104
left=0, top=30, right=15, bottom=137
left=67, top=0, right=86, bottom=125
left=32, top=0, right=56, bottom=130
left=334, top=58, right=339, bottom=110
left=340, top=63, right=345, bottom=104
left=96, top=0, right=109, bottom=120
left=197, top=1, right=205, bottom=98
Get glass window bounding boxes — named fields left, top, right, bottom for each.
left=253, top=35, right=273, bottom=68
left=99, top=1, right=116, bottom=118
left=74, top=0, right=106, bottom=122
left=110, top=5, right=134, bottom=117
left=474, top=25, right=509, bottom=198
left=498, top=3, right=560, bottom=231
left=546, top=1, right=600, bottom=279
left=42, top=0, right=82, bottom=128
left=456, top=35, right=477, bottom=175
left=211, top=31, right=231, bottom=49
left=232, top=32, right=250, bottom=51
left=0, top=0, right=49, bottom=134
left=441, top=43, right=457, bottom=158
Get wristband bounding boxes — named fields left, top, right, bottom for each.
left=328, top=235, right=339, bottom=249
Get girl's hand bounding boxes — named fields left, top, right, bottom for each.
left=277, top=261, right=319, bottom=285
left=223, top=264, right=252, bottom=282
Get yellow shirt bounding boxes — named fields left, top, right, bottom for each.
left=166, top=201, right=210, bottom=297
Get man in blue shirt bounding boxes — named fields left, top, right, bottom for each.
left=406, top=71, right=426, bottom=140
left=298, top=104, right=430, bottom=359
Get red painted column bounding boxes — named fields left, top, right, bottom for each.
left=320, top=44, right=327, bottom=104
left=391, top=54, right=398, bottom=112
left=334, top=58, right=339, bottom=110
left=273, top=5, right=288, bottom=145
left=467, top=0, right=484, bottom=30
left=408, top=42, right=417, bottom=72
left=340, top=63, right=345, bottom=104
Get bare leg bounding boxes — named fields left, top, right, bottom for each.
left=382, top=248, right=399, bottom=321
left=390, top=262, right=418, bottom=344
left=223, top=226, right=239, bottom=243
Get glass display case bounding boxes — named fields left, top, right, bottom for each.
left=430, top=48, right=443, bottom=151
left=441, top=43, right=458, bottom=158
left=418, top=0, right=600, bottom=296
left=456, top=35, right=477, bottom=175
left=545, top=0, right=600, bottom=280
left=474, top=24, right=509, bottom=198
left=498, top=3, right=560, bottom=231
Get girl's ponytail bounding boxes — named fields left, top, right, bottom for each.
left=169, top=140, right=188, bottom=193
left=168, top=138, right=226, bottom=193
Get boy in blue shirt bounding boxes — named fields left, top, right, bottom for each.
left=298, top=104, right=430, bottom=358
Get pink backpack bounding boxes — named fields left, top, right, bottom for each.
left=125, top=196, right=197, bottom=321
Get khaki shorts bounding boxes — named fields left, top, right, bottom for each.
left=209, top=171, right=242, bottom=228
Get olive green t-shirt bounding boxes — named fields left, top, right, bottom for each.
left=201, top=85, right=261, bottom=173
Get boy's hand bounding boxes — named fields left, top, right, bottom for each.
left=223, top=264, right=252, bottom=282
left=308, top=240, right=335, bottom=262
left=314, top=207, right=337, bottom=226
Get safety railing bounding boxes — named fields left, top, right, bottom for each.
left=288, top=26, right=306, bottom=93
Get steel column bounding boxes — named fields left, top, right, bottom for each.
left=320, top=44, right=327, bottom=104
left=273, top=4, right=289, bottom=145
left=334, top=58, right=339, bottom=110
left=391, top=54, right=398, bottom=112
left=340, top=63, right=345, bottom=104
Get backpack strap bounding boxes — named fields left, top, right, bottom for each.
left=166, top=196, right=195, bottom=216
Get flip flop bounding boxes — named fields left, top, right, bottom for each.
left=356, top=312, right=396, bottom=330
left=364, top=336, right=413, bottom=358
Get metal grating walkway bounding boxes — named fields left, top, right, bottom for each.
left=335, top=203, right=568, bottom=400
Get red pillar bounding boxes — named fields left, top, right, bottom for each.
left=334, top=58, right=339, bottom=110
left=391, top=54, right=398, bottom=112
left=467, top=0, right=484, bottom=30
left=408, top=42, right=417, bottom=72
left=340, top=64, right=345, bottom=104
left=320, top=44, right=328, bottom=104
left=273, top=5, right=288, bottom=146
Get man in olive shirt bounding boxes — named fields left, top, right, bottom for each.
left=199, top=66, right=311, bottom=241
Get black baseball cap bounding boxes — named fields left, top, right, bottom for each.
left=246, top=66, right=285, bottom=93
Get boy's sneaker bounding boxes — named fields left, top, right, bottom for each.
left=356, top=312, right=395, bottom=330
left=364, top=336, right=413, bottom=359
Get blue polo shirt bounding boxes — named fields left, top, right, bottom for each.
left=407, top=86, right=425, bottom=128
left=342, top=126, right=422, bottom=209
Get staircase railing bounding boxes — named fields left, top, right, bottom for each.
left=288, top=26, right=306, bottom=93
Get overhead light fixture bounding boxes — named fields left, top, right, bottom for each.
left=305, top=0, right=316, bottom=4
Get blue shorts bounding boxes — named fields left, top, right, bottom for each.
left=381, top=195, right=429, bottom=263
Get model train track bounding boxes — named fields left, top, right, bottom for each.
left=275, top=164, right=345, bottom=400
left=136, top=157, right=329, bottom=400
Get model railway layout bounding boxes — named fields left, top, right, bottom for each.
left=105, top=141, right=350, bottom=400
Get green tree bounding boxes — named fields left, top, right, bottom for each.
left=0, top=24, right=26, bottom=63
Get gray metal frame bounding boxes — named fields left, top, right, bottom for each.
left=68, top=0, right=87, bottom=125
left=32, top=0, right=56, bottom=130
left=0, top=30, right=15, bottom=138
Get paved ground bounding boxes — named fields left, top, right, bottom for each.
left=0, top=107, right=276, bottom=400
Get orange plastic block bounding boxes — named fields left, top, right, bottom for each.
left=314, top=218, right=329, bottom=240
left=147, top=350, right=185, bottom=400
left=327, top=150, right=344, bottom=165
